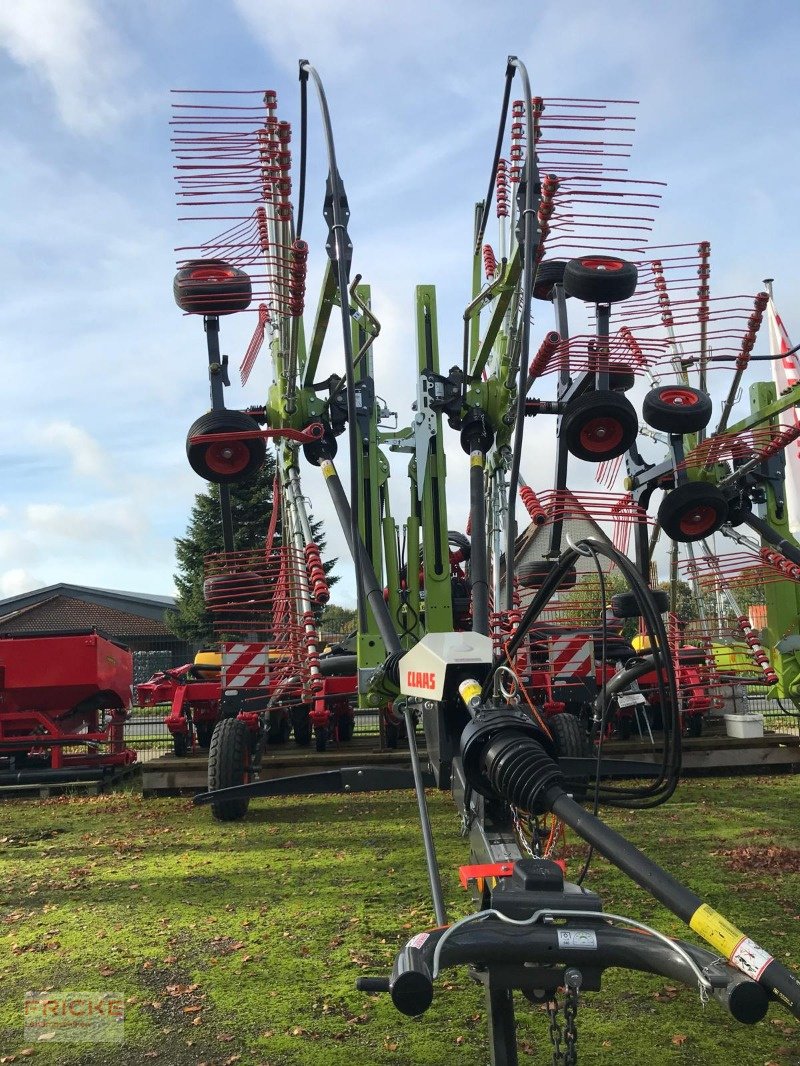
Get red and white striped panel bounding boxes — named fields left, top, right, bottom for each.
left=548, top=635, right=594, bottom=682
left=221, top=642, right=270, bottom=689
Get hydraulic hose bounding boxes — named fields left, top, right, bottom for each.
left=483, top=536, right=680, bottom=808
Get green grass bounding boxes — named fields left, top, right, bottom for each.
left=0, top=776, right=798, bottom=1065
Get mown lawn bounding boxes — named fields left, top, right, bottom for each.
left=0, top=775, right=798, bottom=1065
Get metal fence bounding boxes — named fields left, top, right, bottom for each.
left=130, top=640, right=197, bottom=687
left=125, top=705, right=382, bottom=755
left=746, top=693, right=800, bottom=738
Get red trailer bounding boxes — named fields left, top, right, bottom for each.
left=0, top=629, right=137, bottom=782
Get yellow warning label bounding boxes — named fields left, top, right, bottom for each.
left=470, top=452, right=484, bottom=468
left=689, top=904, right=745, bottom=958
left=320, top=460, right=335, bottom=479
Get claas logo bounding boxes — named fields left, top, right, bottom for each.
left=406, top=670, right=436, bottom=690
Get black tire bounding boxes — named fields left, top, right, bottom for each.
left=337, top=714, right=355, bottom=742
left=618, top=716, right=634, bottom=741
left=686, top=714, right=703, bottom=738
left=678, top=647, right=707, bottom=666
left=658, top=481, right=728, bottom=543
left=315, top=726, right=327, bottom=753
left=267, top=711, right=289, bottom=745
left=586, top=353, right=636, bottom=392
left=203, top=571, right=265, bottom=629
left=561, top=391, right=638, bottom=462
left=448, top=530, right=471, bottom=560
left=610, top=589, right=670, bottom=619
left=563, top=256, right=638, bottom=304
left=517, top=560, right=577, bottom=591
left=187, top=410, right=266, bottom=485
left=172, top=733, right=188, bottom=758
left=173, top=258, right=252, bottom=316
left=548, top=713, right=593, bottom=803
left=642, top=385, right=712, bottom=434
left=385, top=721, right=400, bottom=749
left=533, top=260, right=570, bottom=301
left=292, top=712, right=312, bottom=746
left=195, top=722, right=214, bottom=748
left=207, top=718, right=251, bottom=821
left=726, top=495, right=752, bottom=527
left=606, top=362, right=635, bottom=393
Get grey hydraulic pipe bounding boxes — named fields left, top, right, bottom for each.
left=300, top=61, right=366, bottom=634
left=469, top=451, right=490, bottom=635
left=505, top=57, right=540, bottom=609
left=320, top=460, right=401, bottom=655
left=743, top=511, right=800, bottom=567
left=204, top=315, right=235, bottom=554
left=404, top=704, right=447, bottom=926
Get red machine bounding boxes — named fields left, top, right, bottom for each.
left=521, top=621, right=711, bottom=739
left=137, top=661, right=221, bottom=756
left=0, top=629, right=136, bottom=782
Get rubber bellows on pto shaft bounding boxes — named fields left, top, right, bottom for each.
left=482, top=733, right=565, bottom=814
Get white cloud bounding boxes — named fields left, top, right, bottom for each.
left=25, top=500, right=144, bottom=545
left=0, top=529, right=40, bottom=567
left=0, top=568, right=41, bottom=598
left=0, top=0, right=133, bottom=133
left=40, top=421, right=111, bottom=481
left=232, top=1, right=420, bottom=74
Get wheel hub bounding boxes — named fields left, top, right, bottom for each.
left=579, top=417, right=624, bottom=454
left=206, top=440, right=250, bottom=474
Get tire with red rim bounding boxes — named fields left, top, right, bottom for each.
left=533, top=260, right=571, bottom=302
left=610, top=589, right=670, bottom=619
left=186, top=410, right=266, bottom=484
left=517, top=560, right=577, bottom=591
left=586, top=360, right=636, bottom=393
left=173, top=258, right=252, bottom=315
left=658, top=481, right=729, bottom=543
left=561, top=391, right=639, bottom=462
left=548, top=713, right=593, bottom=803
left=642, top=385, right=712, bottom=434
left=203, top=570, right=265, bottom=629
left=207, top=717, right=251, bottom=821
left=563, top=256, right=638, bottom=304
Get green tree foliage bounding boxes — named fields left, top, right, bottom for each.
left=320, top=602, right=358, bottom=638
left=167, top=459, right=337, bottom=644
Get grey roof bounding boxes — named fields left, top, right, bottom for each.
left=0, top=584, right=175, bottom=623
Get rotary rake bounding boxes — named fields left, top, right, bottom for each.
left=182, top=58, right=800, bottom=1062
left=171, top=89, right=361, bottom=819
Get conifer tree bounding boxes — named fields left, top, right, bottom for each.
left=168, top=458, right=336, bottom=643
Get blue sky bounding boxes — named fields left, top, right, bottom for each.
left=0, top=0, right=798, bottom=605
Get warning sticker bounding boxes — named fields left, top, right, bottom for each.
left=407, top=932, right=430, bottom=950
left=557, top=929, right=597, bottom=950
left=731, top=937, right=773, bottom=981
left=689, top=904, right=745, bottom=958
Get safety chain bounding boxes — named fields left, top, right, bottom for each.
left=511, top=806, right=536, bottom=857
left=546, top=969, right=581, bottom=1065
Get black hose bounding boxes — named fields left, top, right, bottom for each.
left=296, top=62, right=308, bottom=239
left=484, top=536, right=680, bottom=808
left=473, top=59, right=516, bottom=255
